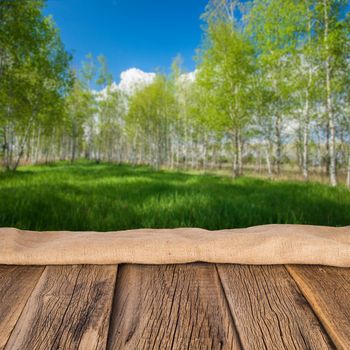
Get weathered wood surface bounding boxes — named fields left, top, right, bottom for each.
left=0, top=263, right=349, bottom=350
left=287, top=265, right=350, bottom=350
left=0, top=266, right=44, bottom=350
left=107, top=263, right=241, bottom=350
left=4, top=265, right=118, bottom=350
left=217, top=265, right=334, bottom=350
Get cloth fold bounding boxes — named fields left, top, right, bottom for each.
left=0, top=225, right=349, bottom=267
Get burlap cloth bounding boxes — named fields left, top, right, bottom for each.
left=0, top=225, right=349, bottom=266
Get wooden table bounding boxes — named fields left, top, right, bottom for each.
left=1, top=264, right=349, bottom=350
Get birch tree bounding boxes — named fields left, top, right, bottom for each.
left=247, top=0, right=305, bottom=174
left=314, top=0, right=348, bottom=186
left=0, top=0, right=71, bottom=170
left=197, top=18, right=255, bottom=176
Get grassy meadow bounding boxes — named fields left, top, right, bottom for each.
left=0, top=161, right=349, bottom=231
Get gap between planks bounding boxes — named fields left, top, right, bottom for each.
left=216, top=264, right=334, bottom=350
left=107, top=263, right=242, bottom=350
left=4, top=265, right=118, bottom=350
left=287, top=265, right=350, bottom=350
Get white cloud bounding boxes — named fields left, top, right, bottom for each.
left=95, top=68, right=156, bottom=99
left=178, top=70, right=197, bottom=84
left=119, top=68, right=156, bottom=95
left=96, top=68, right=197, bottom=99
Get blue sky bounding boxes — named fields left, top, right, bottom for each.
left=45, top=0, right=208, bottom=82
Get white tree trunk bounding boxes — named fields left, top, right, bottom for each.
left=323, top=0, right=337, bottom=186
left=265, top=143, right=272, bottom=177
left=302, top=94, right=310, bottom=180
left=275, top=115, right=282, bottom=175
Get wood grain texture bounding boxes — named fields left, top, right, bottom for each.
left=287, top=265, right=350, bottom=350
left=4, top=265, right=118, bottom=350
left=107, top=263, right=241, bottom=350
left=0, top=266, right=44, bottom=350
left=217, top=265, right=334, bottom=350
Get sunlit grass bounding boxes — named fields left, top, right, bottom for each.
left=0, top=161, right=349, bottom=231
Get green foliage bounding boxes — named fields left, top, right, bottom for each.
left=247, top=0, right=306, bottom=114
left=197, top=21, right=255, bottom=131
left=0, top=0, right=72, bottom=170
left=66, top=76, right=96, bottom=162
left=126, top=74, right=176, bottom=168
left=0, top=162, right=349, bottom=231
left=97, top=84, right=126, bottom=161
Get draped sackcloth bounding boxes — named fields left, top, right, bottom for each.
left=0, top=225, right=349, bottom=267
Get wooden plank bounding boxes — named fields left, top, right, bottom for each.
left=287, top=265, right=350, bottom=350
left=5, top=265, right=118, bottom=350
left=107, top=263, right=241, bottom=350
left=217, top=265, right=334, bottom=350
left=0, top=266, right=44, bottom=350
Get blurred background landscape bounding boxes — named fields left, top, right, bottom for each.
left=0, top=0, right=349, bottom=230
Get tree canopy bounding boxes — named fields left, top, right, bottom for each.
left=1, top=0, right=350, bottom=187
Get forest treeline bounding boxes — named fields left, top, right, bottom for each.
left=0, top=0, right=349, bottom=187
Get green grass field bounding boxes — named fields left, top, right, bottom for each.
left=0, top=162, right=349, bottom=231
